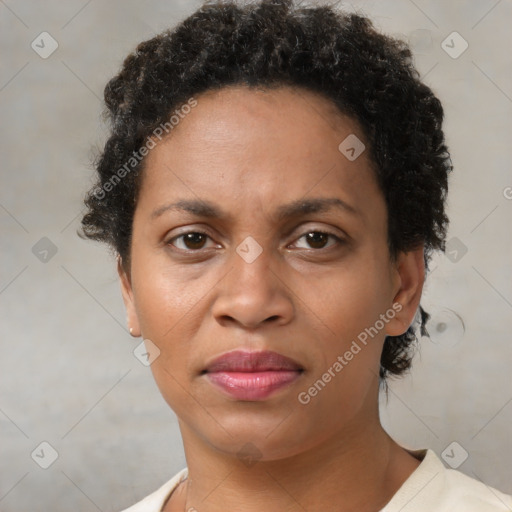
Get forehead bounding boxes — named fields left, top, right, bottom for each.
left=155, top=84, right=362, bottom=154
left=139, top=85, right=384, bottom=226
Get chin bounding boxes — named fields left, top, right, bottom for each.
left=190, top=409, right=327, bottom=462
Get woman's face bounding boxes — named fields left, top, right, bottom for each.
left=120, top=85, right=423, bottom=460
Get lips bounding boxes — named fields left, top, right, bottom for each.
left=202, top=350, right=304, bottom=401
left=203, top=350, right=304, bottom=373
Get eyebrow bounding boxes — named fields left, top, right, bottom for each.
left=151, top=197, right=359, bottom=221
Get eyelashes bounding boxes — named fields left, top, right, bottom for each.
left=169, top=231, right=216, bottom=251
left=292, top=231, right=342, bottom=250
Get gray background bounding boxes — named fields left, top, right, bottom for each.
left=1, top=0, right=511, bottom=510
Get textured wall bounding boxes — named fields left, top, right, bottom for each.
left=1, top=0, right=511, bottom=510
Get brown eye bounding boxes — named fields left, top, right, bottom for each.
left=305, top=232, right=329, bottom=249
left=183, top=233, right=207, bottom=249
left=169, top=232, right=212, bottom=251
left=292, top=231, right=341, bottom=250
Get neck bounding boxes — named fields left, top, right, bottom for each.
left=170, top=414, right=420, bottom=512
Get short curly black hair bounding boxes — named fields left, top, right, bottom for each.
left=80, top=0, right=452, bottom=381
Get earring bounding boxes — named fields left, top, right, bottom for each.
left=129, top=327, right=134, bottom=335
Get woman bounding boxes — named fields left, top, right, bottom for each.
left=81, top=1, right=512, bottom=510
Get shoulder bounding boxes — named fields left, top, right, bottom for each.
left=441, top=464, right=512, bottom=510
left=383, top=449, right=512, bottom=512
left=119, top=468, right=189, bottom=512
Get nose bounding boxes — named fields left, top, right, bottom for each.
left=211, top=243, right=294, bottom=330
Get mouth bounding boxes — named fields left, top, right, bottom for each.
left=201, top=350, right=304, bottom=401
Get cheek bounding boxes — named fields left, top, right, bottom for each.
left=291, top=287, right=385, bottom=432
left=129, top=250, right=226, bottom=387
left=292, top=254, right=392, bottom=393
left=131, top=264, right=205, bottom=413
left=131, top=255, right=205, bottom=336
left=295, top=258, right=392, bottom=343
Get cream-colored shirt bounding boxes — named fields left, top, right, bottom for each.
left=121, top=449, right=512, bottom=511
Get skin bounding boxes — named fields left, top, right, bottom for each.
left=119, top=85, right=425, bottom=512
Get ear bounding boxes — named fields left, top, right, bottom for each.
left=117, top=257, right=141, bottom=337
left=385, top=246, right=425, bottom=337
